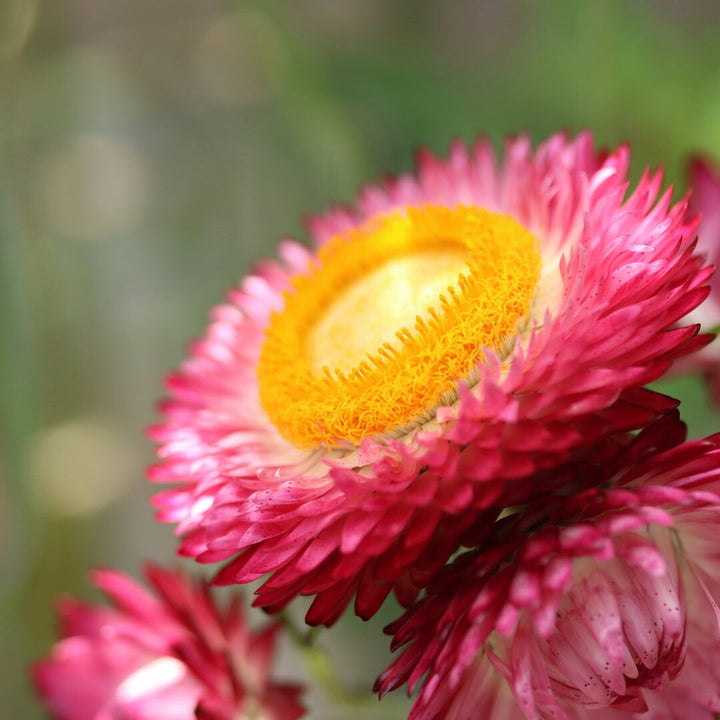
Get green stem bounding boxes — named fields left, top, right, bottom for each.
left=278, top=611, right=378, bottom=707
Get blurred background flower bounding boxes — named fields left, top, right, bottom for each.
left=33, top=564, right=306, bottom=720
left=3, top=1, right=720, bottom=718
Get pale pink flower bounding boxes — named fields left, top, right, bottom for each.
left=32, top=565, right=305, bottom=720
left=377, top=415, right=720, bottom=719
left=150, top=132, right=710, bottom=626
left=683, top=156, right=720, bottom=399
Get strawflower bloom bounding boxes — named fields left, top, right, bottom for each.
left=377, top=414, right=720, bottom=720
left=149, top=131, right=711, bottom=626
left=684, top=155, right=720, bottom=399
left=32, top=564, right=305, bottom=720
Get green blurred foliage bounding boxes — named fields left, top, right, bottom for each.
left=3, top=1, right=720, bottom=717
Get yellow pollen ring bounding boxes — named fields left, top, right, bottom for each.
left=257, top=205, right=541, bottom=449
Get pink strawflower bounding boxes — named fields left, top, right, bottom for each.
left=684, top=155, right=720, bottom=399
left=32, top=565, right=305, bottom=720
left=150, top=131, right=711, bottom=626
left=377, top=414, right=720, bottom=719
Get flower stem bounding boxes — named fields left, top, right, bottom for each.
left=278, top=610, right=379, bottom=707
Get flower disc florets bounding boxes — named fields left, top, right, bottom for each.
left=150, top=132, right=711, bottom=626
left=258, top=206, right=541, bottom=447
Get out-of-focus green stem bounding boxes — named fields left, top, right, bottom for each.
left=278, top=610, right=380, bottom=707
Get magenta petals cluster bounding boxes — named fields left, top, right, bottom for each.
left=33, top=132, right=720, bottom=720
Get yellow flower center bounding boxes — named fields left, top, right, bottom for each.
left=257, top=205, right=541, bottom=449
